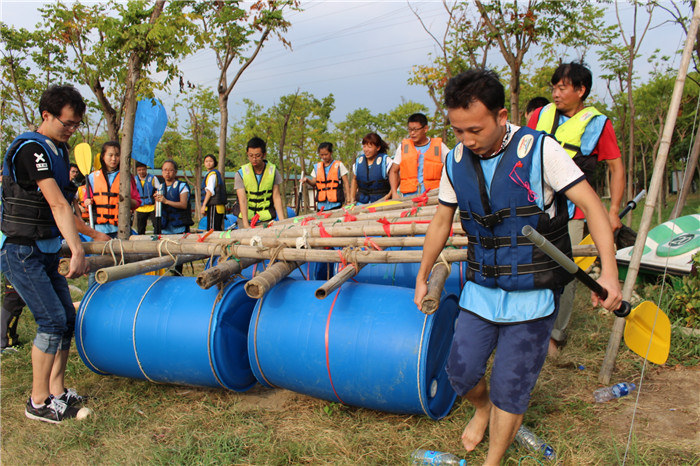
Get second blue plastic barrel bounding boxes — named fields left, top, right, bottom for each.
left=346, top=261, right=465, bottom=296
left=75, top=275, right=257, bottom=391
left=248, top=279, right=459, bottom=419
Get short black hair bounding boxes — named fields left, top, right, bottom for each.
left=39, top=85, right=86, bottom=119
left=444, top=69, right=505, bottom=114
left=551, top=62, right=592, bottom=100
left=135, top=161, right=147, bottom=169
left=407, top=113, right=428, bottom=127
left=69, top=163, right=79, bottom=170
left=247, top=137, right=266, bottom=154
left=526, top=97, right=550, bottom=114
left=162, top=159, right=178, bottom=171
left=318, top=142, right=333, bottom=153
left=203, top=154, right=216, bottom=164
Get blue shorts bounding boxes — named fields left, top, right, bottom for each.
left=445, top=293, right=560, bottom=415
left=0, top=243, right=75, bottom=354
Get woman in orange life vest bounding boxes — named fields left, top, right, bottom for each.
left=84, top=141, right=141, bottom=237
left=300, top=142, right=350, bottom=212
left=349, top=132, right=398, bottom=205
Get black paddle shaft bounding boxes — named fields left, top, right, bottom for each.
left=522, top=225, right=631, bottom=318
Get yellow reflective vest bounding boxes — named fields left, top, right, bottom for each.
left=240, top=162, right=277, bottom=222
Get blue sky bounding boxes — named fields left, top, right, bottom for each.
left=0, top=1, right=687, bottom=124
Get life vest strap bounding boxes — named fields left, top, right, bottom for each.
left=461, top=205, right=541, bottom=228
left=469, top=259, right=563, bottom=278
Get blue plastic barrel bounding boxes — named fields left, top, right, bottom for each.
left=75, top=276, right=257, bottom=391
left=344, top=261, right=465, bottom=296
left=248, top=279, right=459, bottom=419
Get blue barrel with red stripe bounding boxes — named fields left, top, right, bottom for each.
left=340, top=261, right=465, bottom=295
left=75, top=276, right=257, bottom=391
left=247, top=279, right=459, bottom=419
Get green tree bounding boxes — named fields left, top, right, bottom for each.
left=189, top=0, right=298, bottom=173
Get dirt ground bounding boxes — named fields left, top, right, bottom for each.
left=598, top=364, right=699, bottom=451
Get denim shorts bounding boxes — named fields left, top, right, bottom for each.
left=445, top=294, right=560, bottom=415
left=0, top=243, right=75, bottom=354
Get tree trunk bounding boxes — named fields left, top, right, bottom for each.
left=117, top=1, right=165, bottom=240
left=218, top=92, right=228, bottom=174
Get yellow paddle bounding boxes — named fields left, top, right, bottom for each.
left=575, top=190, right=646, bottom=272
left=523, top=225, right=670, bottom=365
left=74, top=143, right=94, bottom=228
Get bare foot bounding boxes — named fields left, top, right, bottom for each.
left=547, top=338, right=560, bottom=358
left=461, top=404, right=491, bottom=451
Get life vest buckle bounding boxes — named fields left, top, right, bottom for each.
left=480, top=264, right=499, bottom=278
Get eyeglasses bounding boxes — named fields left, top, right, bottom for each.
left=54, top=115, right=83, bottom=130
left=407, top=125, right=426, bottom=134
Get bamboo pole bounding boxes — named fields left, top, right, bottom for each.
left=420, top=262, right=452, bottom=315
left=244, top=261, right=300, bottom=299
left=599, top=0, right=700, bottom=383
left=94, top=254, right=205, bottom=284
left=58, top=253, right=148, bottom=276
left=315, top=263, right=364, bottom=299
left=196, top=257, right=261, bottom=289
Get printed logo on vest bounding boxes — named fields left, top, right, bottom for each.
left=45, top=139, right=58, bottom=156
left=517, top=135, right=534, bottom=159
left=377, top=156, right=382, bottom=164
left=358, top=156, right=364, bottom=164
left=580, top=111, right=593, bottom=121
left=454, top=144, right=463, bottom=163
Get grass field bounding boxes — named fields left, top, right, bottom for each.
left=1, top=193, right=699, bottom=465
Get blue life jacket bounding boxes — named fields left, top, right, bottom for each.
left=354, top=154, right=390, bottom=204
left=445, top=127, right=572, bottom=291
left=1, top=132, right=73, bottom=239
left=135, top=173, right=156, bottom=206
left=161, top=180, right=193, bottom=230
left=201, top=169, right=227, bottom=206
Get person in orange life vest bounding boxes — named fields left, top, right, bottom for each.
left=234, top=137, right=285, bottom=229
left=84, top=141, right=141, bottom=237
left=300, top=142, right=350, bottom=211
left=349, top=132, right=397, bottom=205
left=75, top=184, right=89, bottom=220
left=527, top=62, right=625, bottom=355
left=134, top=161, right=160, bottom=235
left=390, top=113, right=450, bottom=197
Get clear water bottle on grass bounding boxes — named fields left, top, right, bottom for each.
left=593, top=382, right=636, bottom=403
left=410, top=449, right=467, bottom=465
left=514, top=425, right=557, bottom=461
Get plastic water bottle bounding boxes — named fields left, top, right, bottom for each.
left=593, top=382, right=637, bottom=402
left=513, top=425, right=557, bottom=461
left=410, top=449, right=467, bottom=465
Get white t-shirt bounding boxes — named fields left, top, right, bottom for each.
left=310, top=161, right=349, bottom=179
left=352, top=154, right=394, bottom=175
left=439, top=125, right=583, bottom=219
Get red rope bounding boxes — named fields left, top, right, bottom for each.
left=325, top=287, right=345, bottom=404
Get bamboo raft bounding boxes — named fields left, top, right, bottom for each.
left=64, top=191, right=598, bottom=313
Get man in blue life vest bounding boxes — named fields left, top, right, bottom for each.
left=200, top=154, right=226, bottom=231
left=1, top=85, right=109, bottom=423
left=133, top=162, right=160, bottom=235
left=390, top=113, right=450, bottom=197
left=415, top=69, right=621, bottom=464
left=527, top=62, right=625, bottom=355
left=234, top=137, right=285, bottom=229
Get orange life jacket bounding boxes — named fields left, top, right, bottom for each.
left=399, top=137, right=443, bottom=193
left=91, top=171, right=120, bottom=225
left=315, top=160, right=344, bottom=204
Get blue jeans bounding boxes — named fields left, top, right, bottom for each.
left=0, top=243, right=74, bottom=354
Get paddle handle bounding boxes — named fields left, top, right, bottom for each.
left=618, top=189, right=646, bottom=219
left=522, top=225, right=631, bottom=318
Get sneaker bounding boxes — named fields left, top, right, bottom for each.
left=58, top=388, right=86, bottom=407
left=25, top=396, right=79, bottom=424
left=1, top=347, right=19, bottom=355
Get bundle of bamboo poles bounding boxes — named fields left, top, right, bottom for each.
left=63, top=191, right=598, bottom=313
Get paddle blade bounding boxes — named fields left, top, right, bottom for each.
left=623, top=301, right=671, bottom=365
left=574, top=234, right=596, bottom=272
left=74, top=143, right=92, bottom=175
left=93, top=153, right=102, bottom=171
